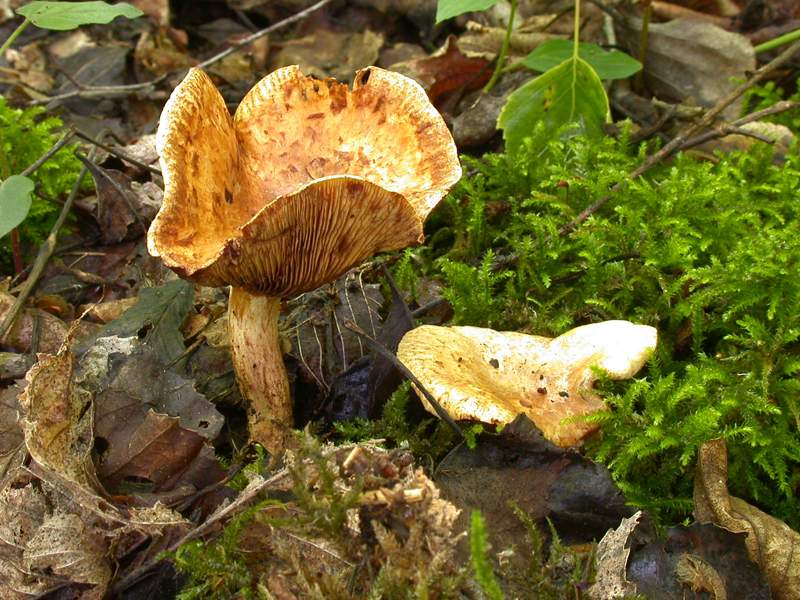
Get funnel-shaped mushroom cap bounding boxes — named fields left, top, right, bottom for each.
left=397, top=320, right=657, bottom=447
left=148, top=66, right=461, bottom=296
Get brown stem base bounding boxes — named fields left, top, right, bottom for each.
left=228, top=288, right=293, bottom=455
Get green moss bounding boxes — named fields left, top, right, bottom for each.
left=0, top=97, right=84, bottom=274
left=397, top=127, right=800, bottom=529
left=743, top=77, right=800, bottom=132
left=333, top=382, right=459, bottom=465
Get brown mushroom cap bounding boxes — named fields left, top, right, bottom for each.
left=148, top=66, right=461, bottom=296
left=397, top=321, right=658, bottom=447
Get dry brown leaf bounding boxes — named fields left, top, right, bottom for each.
left=588, top=511, right=642, bottom=599
left=617, top=18, right=754, bottom=116
left=694, top=439, right=800, bottom=600
left=0, top=384, right=25, bottom=488
left=390, top=35, right=491, bottom=106
left=0, top=292, right=69, bottom=354
left=24, top=512, right=111, bottom=594
left=273, top=29, right=384, bottom=81
left=19, top=342, right=100, bottom=490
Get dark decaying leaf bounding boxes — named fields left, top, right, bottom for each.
left=289, top=273, right=384, bottom=403
left=390, top=35, right=492, bottom=106
left=0, top=384, right=25, bottom=488
left=317, top=269, right=415, bottom=423
left=435, top=415, right=633, bottom=555
left=694, top=438, right=800, bottom=600
left=20, top=340, right=100, bottom=490
left=625, top=521, right=771, bottom=599
left=82, top=159, right=161, bottom=244
left=616, top=17, right=754, bottom=115
left=77, top=278, right=194, bottom=363
left=0, top=291, right=69, bottom=354
left=80, top=337, right=226, bottom=499
left=273, top=28, right=384, bottom=81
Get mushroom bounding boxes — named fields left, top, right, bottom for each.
left=397, top=320, right=657, bottom=446
left=148, top=66, right=461, bottom=452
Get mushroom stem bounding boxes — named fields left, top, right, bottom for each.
left=228, top=287, right=292, bottom=453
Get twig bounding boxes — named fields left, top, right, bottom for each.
left=28, top=0, right=332, bottom=107
left=194, top=0, right=333, bottom=71
left=678, top=100, right=799, bottom=150
left=0, top=151, right=92, bottom=341
left=28, top=76, right=168, bottom=106
left=73, top=129, right=162, bottom=175
left=342, top=319, right=464, bottom=439
left=20, top=129, right=75, bottom=177
left=110, top=467, right=293, bottom=595
left=75, top=152, right=148, bottom=236
left=559, top=39, right=800, bottom=236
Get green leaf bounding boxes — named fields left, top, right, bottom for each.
left=0, top=175, right=35, bottom=238
left=436, top=0, right=499, bottom=23
left=17, top=1, right=143, bottom=31
left=78, top=279, right=194, bottom=363
left=521, top=39, right=642, bottom=80
left=498, top=56, right=609, bottom=155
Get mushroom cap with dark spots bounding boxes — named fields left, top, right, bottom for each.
left=148, top=66, right=461, bottom=295
left=397, top=321, right=657, bottom=447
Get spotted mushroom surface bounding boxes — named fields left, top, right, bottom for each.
left=148, top=66, right=461, bottom=295
left=397, top=321, right=658, bottom=447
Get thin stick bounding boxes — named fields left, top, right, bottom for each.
left=559, top=39, right=800, bottom=236
left=110, top=467, right=293, bottom=595
left=20, top=129, right=75, bottom=177
left=195, top=0, right=333, bottom=71
left=679, top=100, right=799, bottom=150
left=0, top=153, right=92, bottom=341
left=28, top=76, right=168, bottom=106
left=73, top=130, right=162, bottom=175
left=483, top=0, right=517, bottom=93
left=342, top=319, right=464, bottom=439
left=75, top=152, right=148, bottom=235
left=30, top=0, right=332, bottom=107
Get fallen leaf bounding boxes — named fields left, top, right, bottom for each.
left=694, top=438, right=800, bottom=600
left=626, top=521, right=770, bottom=599
left=0, top=291, right=69, bottom=354
left=19, top=341, right=100, bottom=490
left=77, top=278, right=194, bottom=364
left=83, top=161, right=159, bottom=244
left=0, top=384, right=25, bottom=487
left=588, top=511, right=641, bottom=599
left=273, top=28, right=384, bottom=81
left=390, top=36, right=492, bottom=106
left=435, top=415, right=633, bottom=560
left=79, top=337, right=225, bottom=498
left=24, top=512, right=111, bottom=592
left=617, top=18, right=755, bottom=116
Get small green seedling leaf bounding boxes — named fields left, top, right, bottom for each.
left=16, top=1, right=143, bottom=31
left=436, top=0, right=499, bottom=23
left=498, top=56, right=609, bottom=155
left=0, top=175, right=35, bottom=238
left=522, top=39, right=642, bottom=80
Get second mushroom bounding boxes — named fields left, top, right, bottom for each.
left=397, top=320, right=657, bottom=447
left=148, top=66, right=461, bottom=453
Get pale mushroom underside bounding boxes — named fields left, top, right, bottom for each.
left=148, top=66, right=461, bottom=295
